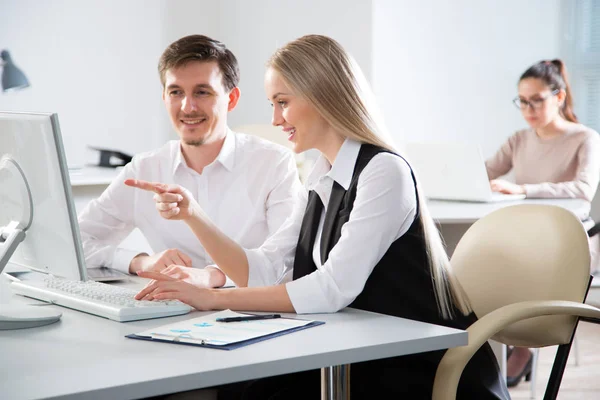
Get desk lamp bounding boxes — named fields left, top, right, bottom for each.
left=1, top=50, right=30, bottom=92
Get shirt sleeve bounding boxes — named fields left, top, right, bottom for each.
left=485, top=133, right=518, bottom=180
left=524, top=133, right=600, bottom=201
left=285, top=153, right=417, bottom=314
left=77, top=161, right=140, bottom=273
left=244, top=187, right=308, bottom=287
left=264, top=151, right=303, bottom=237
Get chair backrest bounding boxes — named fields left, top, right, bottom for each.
left=234, top=124, right=293, bottom=150
left=450, top=204, right=591, bottom=347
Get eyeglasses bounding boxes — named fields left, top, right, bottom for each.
left=513, top=89, right=559, bottom=110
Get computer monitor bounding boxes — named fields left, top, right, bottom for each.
left=0, top=112, right=86, bottom=329
left=0, top=112, right=87, bottom=280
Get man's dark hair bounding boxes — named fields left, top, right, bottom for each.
left=158, top=35, right=240, bottom=91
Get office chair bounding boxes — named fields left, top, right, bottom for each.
left=432, top=204, right=600, bottom=400
left=520, top=219, right=600, bottom=398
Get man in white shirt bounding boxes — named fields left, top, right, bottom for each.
left=78, top=35, right=300, bottom=287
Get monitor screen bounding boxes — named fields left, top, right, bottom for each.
left=0, top=112, right=86, bottom=280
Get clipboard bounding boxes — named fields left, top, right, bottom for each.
left=126, top=310, right=325, bottom=351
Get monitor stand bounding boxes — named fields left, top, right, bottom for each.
left=0, top=157, right=61, bottom=329
left=0, top=303, right=61, bottom=330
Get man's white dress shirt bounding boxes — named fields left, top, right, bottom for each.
left=244, top=139, right=418, bottom=314
left=79, top=130, right=301, bottom=274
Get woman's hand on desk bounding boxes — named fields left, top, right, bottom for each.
left=158, top=265, right=226, bottom=288
left=135, top=270, right=216, bottom=310
left=139, top=265, right=226, bottom=292
left=490, top=179, right=526, bottom=195
left=124, top=179, right=200, bottom=221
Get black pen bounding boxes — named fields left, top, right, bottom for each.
left=216, top=314, right=281, bottom=323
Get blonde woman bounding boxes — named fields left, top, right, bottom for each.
left=128, top=35, right=508, bottom=399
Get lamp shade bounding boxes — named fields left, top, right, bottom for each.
left=1, top=50, right=30, bottom=92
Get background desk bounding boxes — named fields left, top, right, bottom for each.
left=428, top=198, right=590, bottom=224
left=0, top=275, right=467, bottom=400
left=429, top=198, right=591, bottom=255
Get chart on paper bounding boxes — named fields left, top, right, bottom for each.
left=134, top=310, right=315, bottom=346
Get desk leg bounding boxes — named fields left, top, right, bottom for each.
left=321, top=365, right=350, bottom=400
left=489, top=340, right=507, bottom=380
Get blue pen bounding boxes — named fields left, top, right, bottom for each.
left=216, top=314, right=281, bottom=323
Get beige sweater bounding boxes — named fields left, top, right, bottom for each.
left=485, top=126, right=600, bottom=201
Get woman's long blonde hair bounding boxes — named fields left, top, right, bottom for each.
left=268, top=35, right=471, bottom=319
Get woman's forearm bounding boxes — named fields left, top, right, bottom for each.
left=186, top=206, right=250, bottom=286
left=212, top=284, right=295, bottom=313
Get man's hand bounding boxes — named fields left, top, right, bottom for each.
left=128, top=248, right=192, bottom=274
left=490, top=179, right=526, bottom=195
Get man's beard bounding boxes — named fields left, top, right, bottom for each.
left=184, top=139, right=205, bottom=147
left=180, top=113, right=207, bottom=147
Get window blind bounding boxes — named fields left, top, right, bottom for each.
left=574, top=0, right=600, bottom=131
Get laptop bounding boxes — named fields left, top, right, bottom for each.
left=404, top=142, right=526, bottom=203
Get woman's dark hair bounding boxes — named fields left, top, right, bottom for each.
left=520, top=59, right=578, bottom=123
left=158, top=35, right=240, bottom=92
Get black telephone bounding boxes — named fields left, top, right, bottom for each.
left=88, top=146, right=133, bottom=168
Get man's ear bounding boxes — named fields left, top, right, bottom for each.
left=228, top=87, right=241, bottom=111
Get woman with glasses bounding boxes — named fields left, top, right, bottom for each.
left=485, top=59, right=600, bottom=388
left=486, top=59, right=599, bottom=202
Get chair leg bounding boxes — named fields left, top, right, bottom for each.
left=543, top=343, right=572, bottom=400
left=530, top=348, right=539, bottom=399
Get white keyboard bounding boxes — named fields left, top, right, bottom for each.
left=11, top=278, right=192, bottom=322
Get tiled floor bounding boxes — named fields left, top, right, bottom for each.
left=508, top=321, right=600, bottom=399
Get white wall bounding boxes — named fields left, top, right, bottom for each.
left=0, top=0, right=172, bottom=166
left=0, top=0, right=372, bottom=164
left=372, top=0, right=564, bottom=158
left=216, top=0, right=373, bottom=129
left=1, top=0, right=567, bottom=167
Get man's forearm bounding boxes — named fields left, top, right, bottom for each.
left=129, top=253, right=149, bottom=274
left=205, top=266, right=227, bottom=288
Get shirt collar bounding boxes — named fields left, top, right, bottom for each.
left=172, top=142, right=185, bottom=175
left=214, top=128, right=236, bottom=172
left=306, top=138, right=361, bottom=191
left=172, top=128, right=236, bottom=175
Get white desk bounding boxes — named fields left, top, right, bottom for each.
left=68, top=166, right=121, bottom=187
left=0, top=276, right=467, bottom=400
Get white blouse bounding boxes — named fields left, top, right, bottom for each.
left=245, top=139, right=418, bottom=313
